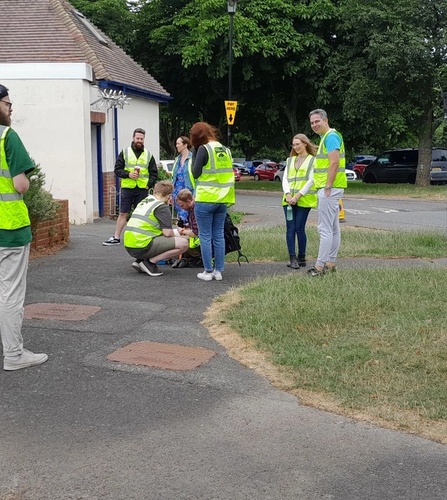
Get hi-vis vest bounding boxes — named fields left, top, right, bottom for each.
left=193, top=141, right=235, bottom=205
left=123, top=195, right=164, bottom=248
left=282, top=155, right=317, bottom=208
left=314, top=129, right=346, bottom=189
left=121, top=147, right=151, bottom=189
left=0, top=125, right=31, bottom=230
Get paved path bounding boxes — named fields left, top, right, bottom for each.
left=0, top=219, right=446, bottom=500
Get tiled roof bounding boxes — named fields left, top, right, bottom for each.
left=0, top=0, right=170, bottom=99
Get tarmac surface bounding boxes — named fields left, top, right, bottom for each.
left=1, top=218, right=446, bottom=500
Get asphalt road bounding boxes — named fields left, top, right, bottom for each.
left=235, top=191, right=447, bottom=232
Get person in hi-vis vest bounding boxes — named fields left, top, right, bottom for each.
left=189, top=122, right=235, bottom=282
left=103, top=128, right=158, bottom=246
left=308, top=109, right=346, bottom=276
left=282, top=133, right=318, bottom=270
left=0, top=83, right=48, bottom=370
left=123, top=181, right=188, bottom=277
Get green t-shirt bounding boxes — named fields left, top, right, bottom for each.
left=0, top=128, right=34, bottom=247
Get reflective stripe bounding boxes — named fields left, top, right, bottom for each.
left=316, top=152, right=345, bottom=159
left=196, top=180, right=235, bottom=188
left=0, top=193, right=23, bottom=201
left=125, top=226, right=154, bottom=237
left=0, top=169, right=11, bottom=178
left=311, top=167, right=345, bottom=174
left=130, top=213, right=160, bottom=228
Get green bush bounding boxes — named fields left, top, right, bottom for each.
left=23, top=159, right=60, bottom=226
left=157, top=166, right=172, bottom=181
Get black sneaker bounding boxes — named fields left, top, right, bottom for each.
left=103, top=236, right=120, bottom=246
left=140, top=259, right=163, bottom=277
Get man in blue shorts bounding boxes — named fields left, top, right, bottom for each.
left=103, top=128, right=158, bottom=246
left=308, top=109, right=346, bottom=276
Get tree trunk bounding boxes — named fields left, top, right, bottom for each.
left=416, top=106, right=433, bottom=187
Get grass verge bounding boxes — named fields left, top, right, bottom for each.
left=236, top=179, right=447, bottom=200
left=225, top=225, right=447, bottom=263
left=206, top=268, right=447, bottom=444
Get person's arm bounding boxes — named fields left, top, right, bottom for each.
left=191, top=145, right=208, bottom=179
left=148, top=155, right=158, bottom=189
left=113, top=151, right=129, bottom=178
left=5, top=129, right=34, bottom=193
left=13, top=173, right=30, bottom=194
left=154, top=205, right=174, bottom=237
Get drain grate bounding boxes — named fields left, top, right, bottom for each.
left=107, top=341, right=216, bottom=371
left=25, top=303, right=101, bottom=321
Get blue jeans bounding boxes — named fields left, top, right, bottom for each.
left=194, top=202, right=227, bottom=272
left=283, top=205, right=311, bottom=258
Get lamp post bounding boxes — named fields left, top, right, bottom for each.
left=227, top=0, right=238, bottom=147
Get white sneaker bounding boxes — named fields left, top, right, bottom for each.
left=212, top=270, right=223, bottom=281
left=197, top=271, right=213, bottom=281
left=4, top=349, right=48, bottom=371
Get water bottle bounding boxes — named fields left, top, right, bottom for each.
left=286, top=205, right=293, bottom=221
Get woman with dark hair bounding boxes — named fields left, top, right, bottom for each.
left=282, top=133, right=317, bottom=269
left=172, top=136, right=193, bottom=224
left=190, top=122, right=235, bottom=281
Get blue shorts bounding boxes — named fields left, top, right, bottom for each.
left=119, top=188, right=149, bottom=214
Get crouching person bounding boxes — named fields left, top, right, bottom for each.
left=124, top=181, right=188, bottom=276
left=172, top=189, right=202, bottom=268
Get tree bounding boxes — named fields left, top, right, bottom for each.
left=335, top=0, right=447, bottom=186
left=70, top=0, right=136, bottom=52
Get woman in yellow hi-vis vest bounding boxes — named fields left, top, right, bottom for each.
left=282, top=134, right=318, bottom=269
left=189, top=122, right=235, bottom=282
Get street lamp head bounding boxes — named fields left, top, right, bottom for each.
left=227, top=0, right=238, bottom=14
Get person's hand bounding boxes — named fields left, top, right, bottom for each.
left=289, top=196, right=297, bottom=206
left=129, top=171, right=139, bottom=180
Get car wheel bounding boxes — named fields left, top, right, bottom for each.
left=363, top=173, right=376, bottom=183
left=254, top=174, right=260, bottom=181
left=274, top=176, right=281, bottom=182
left=408, top=173, right=416, bottom=184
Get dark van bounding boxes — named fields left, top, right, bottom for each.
left=363, top=148, right=447, bottom=184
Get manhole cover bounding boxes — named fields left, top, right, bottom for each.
left=25, top=303, right=101, bottom=321
left=107, top=341, right=216, bottom=371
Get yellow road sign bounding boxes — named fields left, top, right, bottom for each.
left=225, top=100, right=238, bottom=125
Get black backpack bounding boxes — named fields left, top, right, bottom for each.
left=224, top=214, right=248, bottom=265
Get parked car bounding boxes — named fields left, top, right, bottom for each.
left=253, top=162, right=279, bottom=181
left=352, top=157, right=376, bottom=179
left=345, top=168, right=357, bottom=181
left=363, top=148, right=447, bottom=184
left=233, top=162, right=250, bottom=175
left=233, top=166, right=241, bottom=182
left=239, top=161, right=255, bottom=176
left=346, top=154, right=376, bottom=170
left=274, top=165, right=286, bottom=182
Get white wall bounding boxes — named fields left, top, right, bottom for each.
left=5, top=73, right=162, bottom=224
left=116, top=96, right=160, bottom=165
left=4, top=77, right=93, bottom=224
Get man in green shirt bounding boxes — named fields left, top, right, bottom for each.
left=0, top=84, right=48, bottom=370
